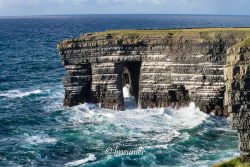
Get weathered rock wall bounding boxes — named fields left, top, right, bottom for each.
left=58, top=29, right=250, bottom=116
left=58, top=28, right=250, bottom=160
left=225, top=39, right=250, bottom=161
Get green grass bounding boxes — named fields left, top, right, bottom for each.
left=104, top=29, right=183, bottom=35
left=78, top=28, right=250, bottom=41
left=241, top=38, right=250, bottom=48
left=234, top=38, right=250, bottom=48
left=103, top=28, right=250, bottom=35
left=59, top=28, right=250, bottom=50
left=227, top=37, right=250, bottom=54
left=212, top=157, right=250, bottom=167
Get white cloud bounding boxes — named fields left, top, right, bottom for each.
left=0, top=0, right=248, bottom=16
left=175, top=0, right=189, bottom=5
left=0, top=0, right=87, bottom=8
left=0, top=0, right=179, bottom=9
left=109, top=0, right=167, bottom=4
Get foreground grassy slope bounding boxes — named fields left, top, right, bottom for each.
left=212, top=157, right=250, bottom=167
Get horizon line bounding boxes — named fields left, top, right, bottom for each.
left=1, top=13, right=250, bottom=18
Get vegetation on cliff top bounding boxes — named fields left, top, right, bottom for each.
left=58, top=28, right=250, bottom=50
left=79, top=28, right=250, bottom=44
left=227, top=37, right=250, bottom=55
left=236, top=38, right=250, bottom=48
left=104, top=28, right=250, bottom=35
left=212, top=157, right=250, bottom=167
left=102, top=28, right=250, bottom=37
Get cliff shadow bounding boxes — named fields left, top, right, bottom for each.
left=122, top=61, right=142, bottom=109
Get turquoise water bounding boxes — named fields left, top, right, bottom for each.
left=0, top=14, right=248, bottom=167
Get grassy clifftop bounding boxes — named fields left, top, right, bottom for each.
left=212, top=157, right=250, bottom=167
left=227, top=37, right=250, bottom=55
left=58, top=28, right=250, bottom=50
left=102, top=28, right=250, bottom=35
left=79, top=28, right=250, bottom=40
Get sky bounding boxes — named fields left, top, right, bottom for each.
left=0, top=0, right=250, bottom=16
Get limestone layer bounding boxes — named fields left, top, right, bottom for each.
left=58, top=28, right=250, bottom=160
left=225, top=38, right=250, bottom=161
left=58, top=28, right=250, bottom=115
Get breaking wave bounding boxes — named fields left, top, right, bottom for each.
left=59, top=99, right=238, bottom=166
left=0, top=89, right=42, bottom=98
left=65, top=154, right=97, bottom=166
left=25, top=134, right=57, bottom=145
left=68, top=101, right=207, bottom=128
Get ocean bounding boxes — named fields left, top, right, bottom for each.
left=1, top=14, right=250, bottom=167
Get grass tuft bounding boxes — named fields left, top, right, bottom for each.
left=212, top=157, right=250, bottom=167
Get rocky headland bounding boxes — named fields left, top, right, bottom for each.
left=58, top=28, right=250, bottom=161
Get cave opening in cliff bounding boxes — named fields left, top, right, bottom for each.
left=122, top=62, right=141, bottom=109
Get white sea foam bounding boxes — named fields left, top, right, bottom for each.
left=25, top=134, right=57, bottom=145
left=150, top=130, right=181, bottom=142
left=66, top=101, right=208, bottom=145
left=42, top=86, right=65, bottom=112
left=123, top=85, right=138, bottom=110
left=123, top=85, right=131, bottom=98
left=68, top=103, right=111, bottom=124
left=56, top=95, right=238, bottom=167
left=0, top=89, right=42, bottom=98
left=164, top=102, right=209, bottom=129
left=64, top=153, right=96, bottom=166
left=0, top=156, right=6, bottom=161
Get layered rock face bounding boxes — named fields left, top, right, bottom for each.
left=58, top=29, right=250, bottom=115
left=58, top=28, right=250, bottom=160
left=225, top=39, right=250, bottom=161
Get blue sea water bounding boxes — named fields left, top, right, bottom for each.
left=1, top=14, right=250, bottom=167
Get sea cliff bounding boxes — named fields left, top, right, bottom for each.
left=58, top=28, right=250, bottom=160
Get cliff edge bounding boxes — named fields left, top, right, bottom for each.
left=225, top=37, right=250, bottom=161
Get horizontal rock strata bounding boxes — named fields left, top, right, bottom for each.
left=225, top=38, right=250, bottom=161
left=58, top=28, right=250, bottom=160
left=58, top=28, right=250, bottom=116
